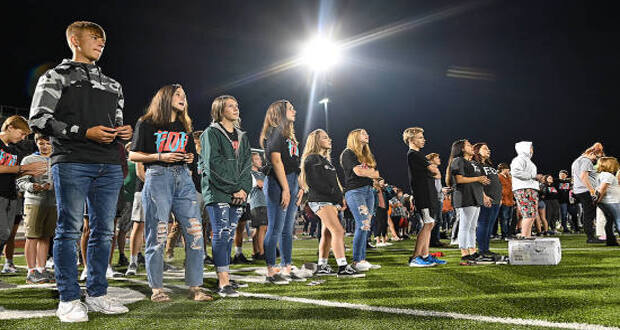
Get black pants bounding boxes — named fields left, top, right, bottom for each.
left=374, top=207, right=388, bottom=237
left=574, top=192, right=596, bottom=239
left=545, top=199, right=560, bottom=231
left=430, top=201, right=441, bottom=244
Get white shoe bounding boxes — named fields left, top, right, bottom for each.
left=46, top=257, right=55, bottom=269
left=80, top=268, right=88, bottom=281
left=358, top=261, right=381, bottom=270
left=85, top=295, right=129, bottom=314
left=56, top=299, right=88, bottom=323
left=106, top=265, right=122, bottom=279
left=353, top=262, right=371, bottom=272
left=384, top=242, right=393, bottom=246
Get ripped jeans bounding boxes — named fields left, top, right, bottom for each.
left=143, top=165, right=204, bottom=289
left=206, top=203, right=243, bottom=273
left=345, top=185, right=375, bottom=262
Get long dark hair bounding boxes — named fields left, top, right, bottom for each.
left=445, top=139, right=467, bottom=186
left=473, top=142, right=493, bottom=166
left=140, top=84, right=192, bottom=132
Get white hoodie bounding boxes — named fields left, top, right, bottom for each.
left=510, top=141, right=539, bottom=191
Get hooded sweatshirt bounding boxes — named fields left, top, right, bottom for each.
left=16, top=152, right=55, bottom=206
left=510, top=141, right=538, bottom=191
left=29, top=59, right=125, bottom=165
left=200, top=123, right=252, bottom=205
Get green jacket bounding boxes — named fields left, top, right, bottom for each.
left=200, top=123, right=252, bottom=205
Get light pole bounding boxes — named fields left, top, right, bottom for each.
left=319, top=98, right=329, bottom=134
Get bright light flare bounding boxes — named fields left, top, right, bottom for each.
left=301, top=38, right=342, bottom=72
left=319, top=98, right=329, bottom=104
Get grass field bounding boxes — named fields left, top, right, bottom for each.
left=1, top=234, right=619, bottom=329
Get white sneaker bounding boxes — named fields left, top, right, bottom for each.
left=358, top=261, right=381, bottom=270
left=46, top=257, right=55, bottom=269
left=85, top=295, right=129, bottom=314
left=56, top=299, right=88, bottom=323
left=353, top=262, right=371, bottom=272
left=384, top=242, right=393, bottom=246
left=80, top=268, right=88, bottom=281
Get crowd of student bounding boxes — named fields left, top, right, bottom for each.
left=0, top=21, right=618, bottom=323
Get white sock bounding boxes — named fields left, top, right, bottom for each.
left=236, top=247, right=243, bottom=255
left=318, top=258, right=328, bottom=266
left=130, top=255, right=138, bottom=264
left=28, top=268, right=35, bottom=274
left=36, top=267, right=45, bottom=273
left=336, top=258, right=347, bottom=267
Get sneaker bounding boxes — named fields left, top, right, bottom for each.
left=137, top=252, right=146, bottom=265
left=1, top=263, right=17, bottom=274
left=26, top=270, right=50, bottom=284
left=56, top=299, right=88, bottom=323
left=472, top=252, right=495, bottom=264
left=357, top=261, right=381, bottom=270
left=79, top=267, right=88, bottom=281
left=125, top=263, right=138, bottom=276
left=85, top=295, right=129, bottom=314
left=266, top=273, right=290, bottom=285
left=353, top=262, right=371, bottom=272
left=163, top=263, right=180, bottom=272
left=217, top=285, right=239, bottom=298
left=204, top=255, right=214, bottom=265
left=316, top=264, right=336, bottom=276
left=106, top=265, right=123, bottom=278
left=252, top=253, right=266, bottom=261
left=45, top=257, right=55, bottom=269
left=425, top=255, right=447, bottom=265
left=282, top=272, right=307, bottom=282
left=231, top=253, right=252, bottom=264
left=42, top=269, right=56, bottom=283
left=409, top=256, right=436, bottom=267
left=337, top=264, right=366, bottom=278
left=220, top=279, right=249, bottom=289
left=117, top=254, right=129, bottom=267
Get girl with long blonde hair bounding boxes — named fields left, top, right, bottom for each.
left=595, top=157, right=620, bottom=246
left=301, top=129, right=362, bottom=277
left=260, top=100, right=304, bottom=284
left=339, top=129, right=381, bottom=272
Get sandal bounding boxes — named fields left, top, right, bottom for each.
left=151, top=291, right=171, bottom=302
left=189, top=288, right=213, bottom=302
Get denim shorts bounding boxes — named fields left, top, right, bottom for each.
left=308, top=202, right=334, bottom=214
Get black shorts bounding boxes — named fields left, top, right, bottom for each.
left=250, top=207, right=268, bottom=228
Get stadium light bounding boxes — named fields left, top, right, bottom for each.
left=300, top=38, right=342, bottom=72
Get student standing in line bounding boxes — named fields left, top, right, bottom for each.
left=571, top=142, right=605, bottom=243
left=594, top=157, right=620, bottom=246
left=200, top=95, right=252, bottom=296
left=402, top=127, right=446, bottom=267
left=426, top=153, right=445, bottom=247
left=557, top=170, right=574, bottom=233
left=510, top=141, right=539, bottom=239
left=130, top=84, right=211, bottom=302
left=542, top=175, right=560, bottom=235
left=372, top=178, right=391, bottom=247
left=248, top=152, right=268, bottom=260
left=301, top=129, right=364, bottom=277
left=29, top=21, right=132, bottom=321
left=259, top=100, right=304, bottom=284
left=497, top=163, right=515, bottom=240
left=445, top=139, right=489, bottom=264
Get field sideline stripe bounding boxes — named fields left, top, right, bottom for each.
left=238, top=292, right=619, bottom=330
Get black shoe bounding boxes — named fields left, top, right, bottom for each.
left=337, top=264, right=365, bottom=278
left=460, top=255, right=476, bottom=263
left=218, top=285, right=239, bottom=297
left=317, top=264, right=336, bottom=276
left=116, top=254, right=129, bottom=267
left=137, top=252, right=145, bottom=265
left=204, top=255, right=214, bottom=265
left=586, top=238, right=606, bottom=244
left=252, top=253, right=265, bottom=261
left=266, top=273, right=290, bottom=285
left=217, top=279, right=248, bottom=289
left=231, top=253, right=252, bottom=264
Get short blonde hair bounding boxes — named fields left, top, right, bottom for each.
left=1, top=115, right=31, bottom=134
left=66, top=21, right=106, bottom=50
left=402, top=127, right=424, bottom=145
left=597, top=157, right=619, bottom=175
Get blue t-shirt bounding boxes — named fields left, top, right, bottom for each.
left=249, top=170, right=267, bottom=209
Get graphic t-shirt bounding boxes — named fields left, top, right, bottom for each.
left=406, top=148, right=437, bottom=209
left=450, top=157, right=484, bottom=208
left=543, top=184, right=560, bottom=200
left=219, top=123, right=239, bottom=151
left=131, top=119, right=196, bottom=168
left=477, top=162, right=502, bottom=205
left=557, top=178, right=571, bottom=203
left=0, top=138, right=21, bottom=199
left=340, top=148, right=373, bottom=192
left=264, top=128, right=300, bottom=175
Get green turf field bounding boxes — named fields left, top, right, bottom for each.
left=1, top=234, right=619, bottom=329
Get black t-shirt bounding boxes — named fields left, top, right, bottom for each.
left=557, top=178, right=571, bottom=203
left=219, top=123, right=239, bottom=152
left=450, top=157, right=484, bottom=208
left=407, top=149, right=437, bottom=209
left=476, top=161, right=502, bottom=205
left=340, top=148, right=373, bottom=192
left=130, top=119, right=196, bottom=169
left=0, top=138, right=21, bottom=199
left=542, top=183, right=560, bottom=201
left=264, top=128, right=300, bottom=175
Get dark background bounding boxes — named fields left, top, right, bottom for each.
left=2, top=0, right=618, bottom=189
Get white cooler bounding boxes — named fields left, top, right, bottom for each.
left=508, top=238, right=562, bottom=265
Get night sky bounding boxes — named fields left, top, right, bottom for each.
left=3, top=0, right=618, bottom=189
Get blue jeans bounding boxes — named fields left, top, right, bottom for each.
left=596, top=203, right=620, bottom=242
left=206, top=203, right=243, bottom=273
left=476, top=204, right=500, bottom=253
left=142, top=165, right=204, bottom=288
left=52, top=163, right=123, bottom=302
left=559, top=203, right=568, bottom=230
left=263, top=173, right=299, bottom=268
left=344, top=186, right=375, bottom=262
left=499, top=205, right=513, bottom=237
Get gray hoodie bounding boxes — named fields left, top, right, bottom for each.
left=16, top=153, right=55, bottom=206
left=510, top=141, right=538, bottom=191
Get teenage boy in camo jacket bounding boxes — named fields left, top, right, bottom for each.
left=29, top=21, right=132, bottom=322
